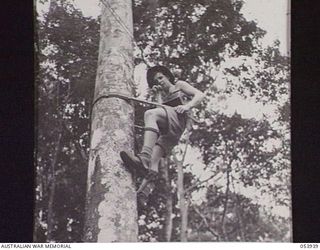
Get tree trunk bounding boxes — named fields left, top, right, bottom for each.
left=83, top=0, right=138, bottom=242
left=47, top=58, right=64, bottom=241
left=235, top=198, right=245, bottom=241
left=220, top=161, right=231, bottom=241
left=46, top=127, right=62, bottom=242
left=174, top=142, right=189, bottom=242
left=158, top=158, right=173, bottom=242
left=177, top=160, right=188, bottom=241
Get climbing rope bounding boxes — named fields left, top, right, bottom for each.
left=91, top=92, right=201, bottom=125
left=99, top=0, right=150, bottom=67
left=93, top=92, right=166, bottom=110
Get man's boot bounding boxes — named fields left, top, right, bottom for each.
left=120, top=150, right=158, bottom=178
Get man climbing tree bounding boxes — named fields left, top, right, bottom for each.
left=120, top=65, right=205, bottom=208
left=35, top=0, right=290, bottom=243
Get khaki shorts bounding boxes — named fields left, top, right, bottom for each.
left=156, top=106, right=188, bottom=156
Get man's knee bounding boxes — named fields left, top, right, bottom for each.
left=144, top=108, right=165, bottom=120
left=144, top=109, right=154, bottom=120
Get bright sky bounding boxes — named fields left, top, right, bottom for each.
left=241, top=0, right=289, bottom=54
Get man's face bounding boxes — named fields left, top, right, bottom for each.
left=154, top=72, right=170, bottom=89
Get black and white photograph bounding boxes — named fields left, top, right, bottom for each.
left=34, top=0, right=291, bottom=243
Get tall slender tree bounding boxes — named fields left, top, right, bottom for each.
left=82, top=0, right=138, bottom=242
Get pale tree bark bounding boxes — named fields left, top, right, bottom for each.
left=177, top=160, right=188, bottom=241
left=174, top=143, right=189, bottom=242
left=158, top=157, right=173, bottom=242
left=83, top=0, right=138, bottom=242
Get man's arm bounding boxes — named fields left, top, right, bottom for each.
left=175, top=81, right=205, bottom=113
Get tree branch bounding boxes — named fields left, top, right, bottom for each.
left=220, top=157, right=232, bottom=240
left=191, top=203, right=219, bottom=240
left=231, top=175, right=246, bottom=241
left=185, top=172, right=219, bottom=194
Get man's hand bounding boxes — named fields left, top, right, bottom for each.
left=148, top=85, right=162, bottom=96
left=151, top=85, right=162, bottom=92
left=174, top=105, right=190, bottom=114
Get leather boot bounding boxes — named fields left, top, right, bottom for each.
left=120, top=150, right=151, bottom=177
